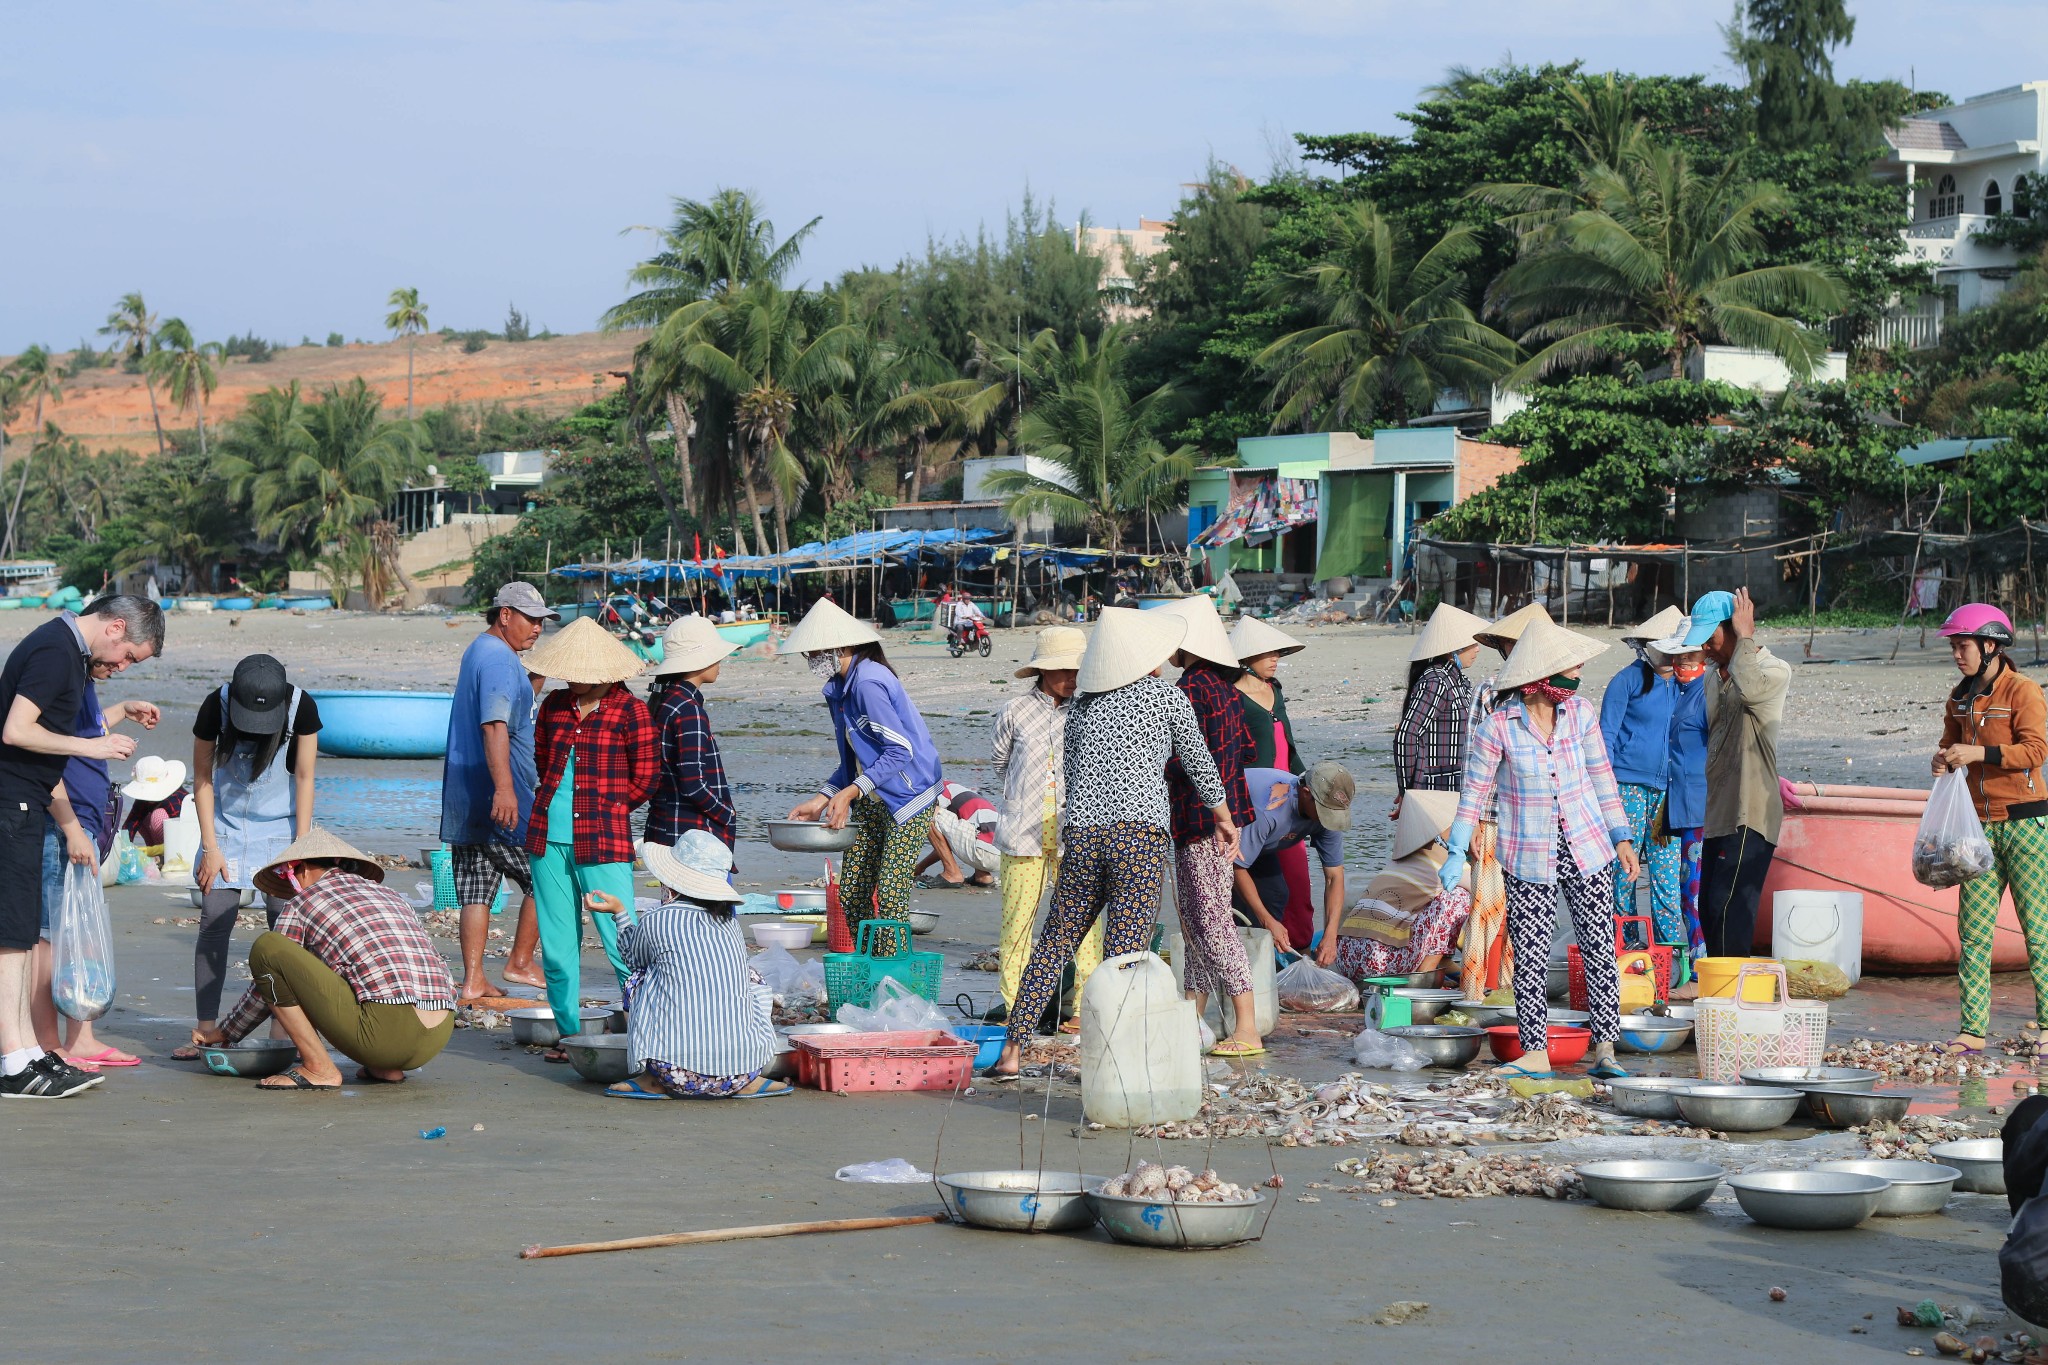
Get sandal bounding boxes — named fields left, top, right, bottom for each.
left=66, top=1047, right=140, bottom=1068
left=542, top=1048, right=570, bottom=1064
left=975, top=1067, right=1021, bottom=1084
left=734, top=1077, right=794, bottom=1099
left=603, top=1077, right=673, bottom=1100
left=353, top=1068, right=405, bottom=1085
left=256, top=1067, right=340, bottom=1092
left=171, top=1044, right=203, bottom=1062
left=1588, top=1057, right=1628, bottom=1080
left=1936, top=1039, right=1987, bottom=1057
left=1207, top=1040, right=1268, bottom=1058
left=1495, top=1062, right=1555, bottom=1081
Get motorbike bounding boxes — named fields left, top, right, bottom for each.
left=947, top=616, right=993, bottom=658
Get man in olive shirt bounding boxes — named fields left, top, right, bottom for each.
left=0, top=595, right=162, bottom=1099
left=1681, top=587, right=1791, bottom=961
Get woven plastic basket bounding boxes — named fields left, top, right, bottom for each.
left=427, top=847, right=509, bottom=916
left=823, top=918, right=943, bottom=1016
left=1696, top=962, right=1829, bottom=1081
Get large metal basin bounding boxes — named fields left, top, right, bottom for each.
left=1382, top=1025, right=1484, bottom=1069
left=1392, top=987, right=1466, bottom=1023
left=507, top=1006, right=610, bottom=1048
left=1802, top=1086, right=1911, bottom=1130
left=1086, top=1183, right=1263, bottom=1249
left=1603, top=1076, right=1701, bottom=1121
left=1673, top=1084, right=1803, bottom=1132
left=200, top=1038, right=299, bottom=1079
left=937, top=1170, right=1097, bottom=1233
left=1616, top=1015, right=1693, bottom=1054
left=1576, top=1160, right=1725, bottom=1212
left=1727, top=1171, right=1889, bottom=1229
left=1812, top=1159, right=1959, bottom=1217
left=560, top=1033, right=639, bottom=1085
left=1928, top=1139, right=2005, bottom=1195
left=765, top=820, right=858, bottom=853
left=1740, top=1066, right=1881, bottom=1094
left=1503, top=1008, right=1591, bottom=1029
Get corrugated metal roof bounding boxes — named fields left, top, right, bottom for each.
left=1898, top=436, right=2008, bottom=467
left=1886, top=120, right=1968, bottom=152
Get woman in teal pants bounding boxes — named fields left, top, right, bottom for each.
left=521, top=619, right=658, bottom=1060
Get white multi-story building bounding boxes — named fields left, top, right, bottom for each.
left=1871, top=82, right=2046, bottom=343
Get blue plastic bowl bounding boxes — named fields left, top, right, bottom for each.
left=950, top=1024, right=1006, bottom=1071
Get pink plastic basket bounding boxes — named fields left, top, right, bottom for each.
left=1696, top=963, right=1829, bottom=1082
left=790, top=1029, right=977, bottom=1093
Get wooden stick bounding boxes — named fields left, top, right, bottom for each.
left=520, top=1212, right=947, bottom=1260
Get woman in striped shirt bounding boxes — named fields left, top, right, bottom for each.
left=1392, top=603, right=1490, bottom=815
left=589, top=829, right=785, bottom=1100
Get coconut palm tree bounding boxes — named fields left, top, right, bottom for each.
left=602, top=189, right=820, bottom=328
left=150, top=318, right=222, bottom=454
left=384, top=287, right=430, bottom=418
left=10, top=345, right=68, bottom=451
left=1255, top=203, right=1520, bottom=432
left=99, top=293, right=168, bottom=455
left=980, top=332, right=1195, bottom=559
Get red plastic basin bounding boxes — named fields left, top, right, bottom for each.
left=1485, top=1024, right=1592, bottom=1065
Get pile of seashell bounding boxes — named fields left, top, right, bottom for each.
left=1331, top=1150, right=1581, bottom=1200
left=1823, top=1036, right=2005, bottom=1080
left=772, top=1000, right=831, bottom=1026
left=961, top=949, right=1002, bottom=973
left=453, top=1005, right=510, bottom=1031
left=1856, top=1112, right=1983, bottom=1159
left=1097, top=1162, right=1257, bottom=1204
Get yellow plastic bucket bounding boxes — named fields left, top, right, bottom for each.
left=1694, top=957, right=1779, bottom=1002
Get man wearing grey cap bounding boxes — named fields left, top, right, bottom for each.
left=439, top=581, right=557, bottom=1001
left=1232, top=760, right=1352, bottom=968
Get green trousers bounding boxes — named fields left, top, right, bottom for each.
left=1957, top=815, right=2048, bottom=1036
left=838, top=796, right=934, bottom=959
left=528, top=843, right=636, bottom=1038
left=248, top=932, right=454, bottom=1073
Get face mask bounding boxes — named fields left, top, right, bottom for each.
left=806, top=653, right=839, bottom=681
left=1546, top=673, right=1581, bottom=692
left=282, top=864, right=304, bottom=895
left=1674, top=660, right=1706, bottom=684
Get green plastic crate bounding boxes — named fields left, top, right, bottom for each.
left=824, top=918, right=944, bottom=1016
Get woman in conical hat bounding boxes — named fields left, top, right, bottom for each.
left=1393, top=603, right=1490, bottom=818
left=1331, top=789, right=1473, bottom=982
left=1230, top=615, right=1316, bottom=948
left=1598, top=606, right=1691, bottom=981
left=1454, top=600, right=1549, bottom=1004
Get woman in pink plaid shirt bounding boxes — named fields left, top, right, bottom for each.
left=1442, top=618, right=1641, bottom=1081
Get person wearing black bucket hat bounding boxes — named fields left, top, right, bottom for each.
left=174, top=654, right=322, bottom=1062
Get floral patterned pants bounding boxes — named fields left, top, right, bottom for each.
left=1176, top=836, right=1253, bottom=997
left=1004, top=823, right=1168, bottom=1046
left=839, top=795, right=935, bottom=957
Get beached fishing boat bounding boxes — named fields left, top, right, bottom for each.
left=1758, top=781, right=2026, bottom=973
left=887, top=597, right=1012, bottom=625
left=308, top=690, right=453, bottom=759
left=216, top=597, right=255, bottom=611
left=282, top=597, right=333, bottom=611
left=1135, top=593, right=1187, bottom=610
left=715, top=619, right=772, bottom=647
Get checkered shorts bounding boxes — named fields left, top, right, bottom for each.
left=450, top=840, right=533, bottom=907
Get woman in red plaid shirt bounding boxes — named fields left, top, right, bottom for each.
left=523, top=620, right=658, bottom=1059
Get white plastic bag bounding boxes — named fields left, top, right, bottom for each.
left=834, top=1158, right=931, bottom=1183
left=1352, top=1026, right=1427, bottom=1072
left=751, top=946, right=826, bottom=1002
left=1912, top=769, right=1997, bottom=888
left=1276, top=957, right=1361, bottom=1012
left=52, top=861, right=115, bottom=1021
left=836, top=975, right=948, bottom=1032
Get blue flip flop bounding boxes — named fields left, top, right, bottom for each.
left=1589, top=1057, right=1629, bottom=1080
left=736, top=1078, right=794, bottom=1099
left=1495, top=1062, right=1555, bottom=1081
left=603, top=1077, right=673, bottom=1100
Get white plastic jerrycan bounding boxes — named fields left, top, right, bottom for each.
left=1079, top=951, right=1202, bottom=1128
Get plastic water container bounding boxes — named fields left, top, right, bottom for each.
left=160, top=802, right=201, bottom=886
left=1164, top=926, right=1277, bottom=1035
left=1079, top=952, right=1202, bottom=1128
left=1772, top=889, right=1864, bottom=986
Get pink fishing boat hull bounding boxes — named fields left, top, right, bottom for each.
left=1757, top=783, right=2027, bottom=974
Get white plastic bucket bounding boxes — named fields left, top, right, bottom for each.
left=1079, top=951, right=1202, bottom=1128
left=160, top=802, right=201, bottom=885
left=1771, top=890, right=1864, bottom=986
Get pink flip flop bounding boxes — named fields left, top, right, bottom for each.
left=65, top=1048, right=140, bottom=1069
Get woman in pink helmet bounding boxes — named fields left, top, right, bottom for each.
left=1933, top=603, right=2048, bottom=1057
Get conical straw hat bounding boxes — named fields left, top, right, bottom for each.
left=651, top=615, right=739, bottom=677
left=522, top=617, right=646, bottom=686
left=1472, top=601, right=1551, bottom=653
left=1155, top=594, right=1238, bottom=668
left=777, top=598, right=880, bottom=655
left=254, top=826, right=385, bottom=898
left=1495, top=615, right=1608, bottom=692
left=1393, top=789, right=1461, bottom=860
left=1408, top=603, right=1491, bottom=662
left=1228, top=615, right=1304, bottom=661
left=1078, top=607, right=1187, bottom=693
left=1014, top=625, right=1087, bottom=678
left=1620, top=605, right=1685, bottom=645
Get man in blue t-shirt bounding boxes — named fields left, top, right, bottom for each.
left=1232, top=762, right=1353, bottom=963
left=440, top=582, right=555, bottom=1002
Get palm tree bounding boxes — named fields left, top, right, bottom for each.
left=11, top=345, right=68, bottom=450
left=980, top=332, right=1195, bottom=559
left=883, top=326, right=1072, bottom=499
left=384, top=287, right=430, bottom=418
left=602, top=189, right=820, bottom=328
left=150, top=318, right=221, bottom=454
left=1255, top=203, right=1520, bottom=431
left=1477, top=141, right=1849, bottom=385
left=99, top=292, right=167, bottom=455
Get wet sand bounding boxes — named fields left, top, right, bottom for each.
left=1, top=608, right=2035, bottom=1362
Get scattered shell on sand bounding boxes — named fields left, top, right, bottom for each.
left=1824, top=1036, right=2005, bottom=1080
left=1332, top=1150, right=1581, bottom=1201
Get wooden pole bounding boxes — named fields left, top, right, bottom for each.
left=2030, top=516, right=2044, bottom=665
left=520, top=1212, right=947, bottom=1260
left=1892, top=484, right=1944, bottom=664
left=1805, top=533, right=1821, bottom=660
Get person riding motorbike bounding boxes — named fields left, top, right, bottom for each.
left=946, top=591, right=988, bottom=652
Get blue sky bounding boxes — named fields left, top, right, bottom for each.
left=3, top=1, right=2043, bottom=353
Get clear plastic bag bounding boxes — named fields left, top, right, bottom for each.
left=834, top=1158, right=930, bottom=1183
left=1352, top=1026, right=1428, bottom=1072
left=52, top=861, right=116, bottom=1021
left=1276, top=958, right=1361, bottom=1013
left=750, top=946, right=826, bottom=1002
left=1912, top=769, right=1996, bottom=888
left=836, top=975, right=949, bottom=1032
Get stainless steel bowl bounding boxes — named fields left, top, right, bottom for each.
left=772, top=887, right=828, bottom=912
left=1812, top=1159, right=1959, bottom=1217
left=1604, top=1076, right=1701, bottom=1121
left=1382, top=1025, right=1485, bottom=1069
left=1740, top=1066, right=1881, bottom=1093
left=199, top=1038, right=299, bottom=1079
left=908, top=910, right=940, bottom=936
left=604, top=1007, right=629, bottom=1035
left=560, top=1033, right=639, bottom=1085
left=1391, top=987, right=1466, bottom=1023
left=1505, top=1007, right=1591, bottom=1029
left=1546, top=960, right=1570, bottom=1000
left=765, top=820, right=858, bottom=853
left=1086, top=1182, right=1264, bottom=1249
left=1802, top=1086, right=1912, bottom=1130
left=1455, top=1001, right=1514, bottom=1027
left=1726, top=1170, right=1889, bottom=1229
left=938, top=1170, right=1098, bottom=1233
left=1929, top=1139, right=2006, bottom=1195
left=763, top=1038, right=798, bottom=1082
left=1616, top=1015, right=1693, bottom=1054
left=1673, top=1084, right=1804, bottom=1132
left=506, top=1006, right=610, bottom=1048
left=1576, top=1160, right=1725, bottom=1212
left=1379, top=970, right=1443, bottom=990
left=1661, top=1004, right=1697, bottom=1023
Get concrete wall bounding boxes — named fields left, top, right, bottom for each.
left=1683, top=345, right=1849, bottom=392
left=1674, top=488, right=1789, bottom=608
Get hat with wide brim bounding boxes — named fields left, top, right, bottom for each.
left=1078, top=607, right=1187, bottom=693
left=1393, top=789, right=1461, bottom=860
left=651, top=615, right=739, bottom=677
left=1648, top=622, right=1698, bottom=656
left=1014, top=625, right=1086, bottom=678
left=1495, top=616, right=1609, bottom=693
left=1228, top=615, right=1304, bottom=662
left=777, top=598, right=881, bottom=655
left=1472, top=602, right=1552, bottom=654
left=1409, top=603, right=1491, bottom=662
left=122, top=755, right=186, bottom=802
left=640, top=831, right=743, bottom=904
left=521, top=617, right=646, bottom=686
left=1155, top=594, right=1238, bottom=669
left=1621, top=605, right=1686, bottom=646
left=254, top=827, right=385, bottom=898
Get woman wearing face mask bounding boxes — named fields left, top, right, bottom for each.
left=1656, top=626, right=1713, bottom=975
left=1931, top=604, right=2048, bottom=1059
left=1598, top=607, right=1688, bottom=980
left=1392, top=603, right=1492, bottom=818
left=781, top=600, right=943, bottom=956
left=1442, top=618, right=1640, bottom=1080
